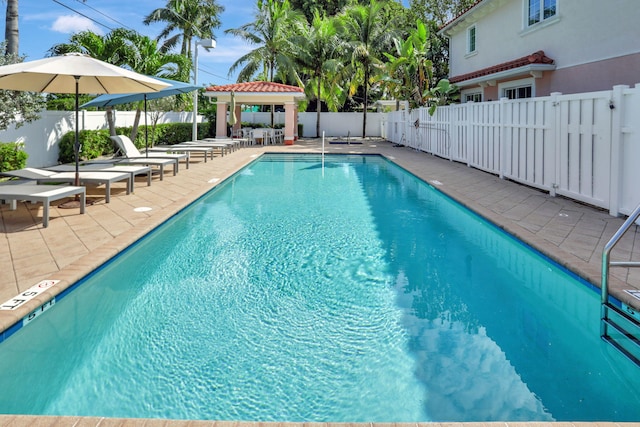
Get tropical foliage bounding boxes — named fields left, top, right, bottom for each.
left=336, top=0, right=398, bottom=136
left=2, top=0, right=462, bottom=136
left=292, top=11, right=343, bottom=137
left=379, top=19, right=433, bottom=109
left=49, top=29, right=192, bottom=140
left=144, top=0, right=224, bottom=58
left=0, top=42, right=45, bottom=131
left=226, top=0, right=305, bottom=84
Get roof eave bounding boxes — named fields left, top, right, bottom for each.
left=453, top=63, right=557, bottom=87
left=204, top=91, right=306, bottom=105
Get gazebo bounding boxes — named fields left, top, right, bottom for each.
left=205, top=81, right=306, bottom=145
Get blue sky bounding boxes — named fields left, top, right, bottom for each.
left=14, top=0, right=256, bottom=86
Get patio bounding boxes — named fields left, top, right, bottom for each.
left=2, top=137, right=640, bottom=330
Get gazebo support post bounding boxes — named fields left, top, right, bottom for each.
left=284, top=101, right=296, bottom=145
left=215, top=100, right=227, bottom=139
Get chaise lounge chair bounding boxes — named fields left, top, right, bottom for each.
left=110, top=135, right=189, bottom=172
left=0, top=182, right=85, bottom=227
left=47, top=163, right=152, bottom=193
left=146, top=144, right=215, bottom=162
left=0, top=167, right=130, bottom=203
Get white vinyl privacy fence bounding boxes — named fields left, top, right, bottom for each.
left=383, top=84, right=640, bottom=217
left=0, top=111, right=383, bottom=169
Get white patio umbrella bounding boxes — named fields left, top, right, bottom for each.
left=0, top=52, right=169, bottom=192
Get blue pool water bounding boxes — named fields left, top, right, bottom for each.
left=0, top=154, right=639, bottom=421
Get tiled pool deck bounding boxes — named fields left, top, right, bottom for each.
left=1, top=138, right=639, bottom=426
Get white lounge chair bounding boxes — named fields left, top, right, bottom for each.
left=47, top=163, right=152, bottom=193
left=171, top=141, right=228, bottom=157
left=1, top=168, right=130, bottom=203
left=146, top=144, right=215, bottom=162
left=110, top=135, right=189, bottom=170
left=202, top=138, right=242, bottom=151
left=0, top=182, right=85, bottom=227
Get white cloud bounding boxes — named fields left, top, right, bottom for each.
left=50, top=15, right=103, bottom=35
left=203, top=36, right=253, bottom=63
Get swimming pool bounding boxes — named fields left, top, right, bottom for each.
left=0, top=153, right=638, bottom=421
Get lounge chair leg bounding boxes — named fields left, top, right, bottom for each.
left=80, top=192, right=86, bottom=214
left=43, top=202, right=49, bottom=228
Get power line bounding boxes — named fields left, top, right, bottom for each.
left=198, top=65, right=233, bottom=83
left=51, top=0, right=114, bottom=31
left=71, top=0, right=136, bottom=32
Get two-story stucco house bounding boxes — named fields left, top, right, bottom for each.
left=439, top=0, right=640, bottom=102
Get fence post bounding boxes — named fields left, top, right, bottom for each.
left=466, top=102, right=473, bottom=167
left=608, top=85, right=628, bottom=216
left=550, top=92, right=562, bottom=197
left=499, top=97, right=507, bottom=179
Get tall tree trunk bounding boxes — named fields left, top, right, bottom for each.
left=131, top=107, right=142, bottom=146
left=316, top=77, right=321, bottom=138
left=5, top=0, right=19, bottom=55
left=362, top=68, right=369, bottom=138
left=106, top=107, right=116, bottom=136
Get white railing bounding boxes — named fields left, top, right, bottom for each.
left=383, top=84, right=640, bottom=217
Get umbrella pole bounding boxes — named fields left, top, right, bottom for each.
left=144, top=94, right=149, bottom=158
left=74, top=76, right=80, bottom=187
left=60, top=76, right=85, bottom=209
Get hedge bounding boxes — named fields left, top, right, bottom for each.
left=58, top=122, right=212, bottom=164
left=0, top=141, right=28, bottom=172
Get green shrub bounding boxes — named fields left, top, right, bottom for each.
left=0, top=141, right=28, bottom=172
left=58, top=129, right=113, bottom=164
left=57, top=122, right=213, bottom=163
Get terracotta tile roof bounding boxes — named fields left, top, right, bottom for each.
left=449, top=50, right=555, bottom=84
left=206, top=81, right=303, bottom=93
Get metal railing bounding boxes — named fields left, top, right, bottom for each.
left=601, top=202, right=640, bottom=366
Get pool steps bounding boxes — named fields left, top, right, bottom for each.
left=601, top=302, right=640, bottom=366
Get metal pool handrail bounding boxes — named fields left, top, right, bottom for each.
left=602, top=203, right=640, bottom=306
left=601, top=201, right=640, bottom=365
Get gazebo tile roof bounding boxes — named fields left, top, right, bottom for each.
left=206, top=81, right=303, bottom=93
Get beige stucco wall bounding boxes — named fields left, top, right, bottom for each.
left=445, top=0, right=640, bottom=95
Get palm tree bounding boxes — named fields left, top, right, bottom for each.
left=119, top=31, right=192, bottom=142
left=226, top=0, right=305, bottom=126
left=293, top=11, right=343, bottom=137
left=225, top=0, right=305, bottom=84
left=337, top=0, right=396, bottom=137
left=48, top=28, right=138, bottom=64
left=49, top=29, right=139, bottom=135
left=144, top=0, right=224, bottom=59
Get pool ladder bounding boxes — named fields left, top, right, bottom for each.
left=601, top=202, right=640, bottom=367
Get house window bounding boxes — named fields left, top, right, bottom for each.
left=465, top=92, right=482, bottom=103
left=504, top=85, right=532, bottom=99
left=467, top=25, right=477, bottom=54
left=528, top=0, right=556, bottom=26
